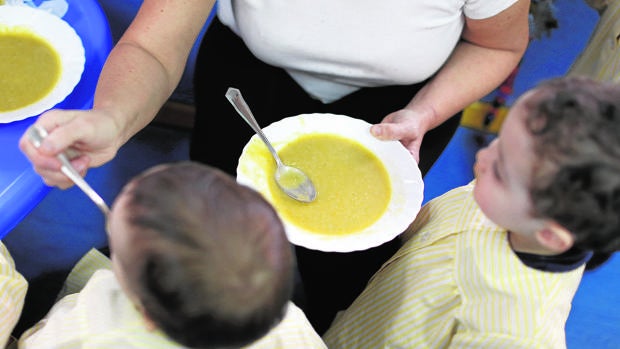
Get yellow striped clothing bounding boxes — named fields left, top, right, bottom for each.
left=18, top=249, right=327, bottom=349
left=323, top=183, right=584, bottom=349
left=0, top=243, right=27, bottom=348
left=568, top=0, right=620, bottom=82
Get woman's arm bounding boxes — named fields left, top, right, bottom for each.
left=371, top=0, right=531, bottom=162
left=19, top=0, right=216, bottom=188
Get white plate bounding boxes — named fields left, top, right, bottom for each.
left=237, top=113, right=424, bottom=252
left=0, top=5, right=85, bottom=123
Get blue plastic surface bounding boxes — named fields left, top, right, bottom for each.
left=0, top=0, right=112, bottom=240
left=422, top=127, right=495, bottom=205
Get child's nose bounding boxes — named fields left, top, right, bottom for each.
left=474, top=148, right=489, bottom=174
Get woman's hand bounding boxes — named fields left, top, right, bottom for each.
left=370, top=104, right=437, bottom=163
left=19, top=109, right=121, bottom=188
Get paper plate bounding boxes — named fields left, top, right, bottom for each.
left=0, top=5, right=85, bottom=123
left=237, top=113, right=424, bottom=252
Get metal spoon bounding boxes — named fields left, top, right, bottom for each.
left=225, top=87, right=317, bottom=203
left=26, top=125, right=111, bottom=217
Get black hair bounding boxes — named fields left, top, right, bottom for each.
left=119, top=162, right=294, bottom=348
left=525, top=76, right=620, bottom=268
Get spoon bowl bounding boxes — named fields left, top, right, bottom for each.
left=225, top=87, right=317, bottom=203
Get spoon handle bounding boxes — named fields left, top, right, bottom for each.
left=58, top=156, right=110, bottom=217
left=26, top=125, right=110, bottom=217
left=225, top=88, right=283, bottom=166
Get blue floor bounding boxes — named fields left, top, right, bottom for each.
left=4, top=0, right=619, bottom=346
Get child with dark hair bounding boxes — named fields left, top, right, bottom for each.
left=16, top=162, right=326, bottom=348
left=324, top=76, right=620, bottom=348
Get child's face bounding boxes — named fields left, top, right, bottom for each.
left=106, top=163, right=170, bottom=281
left=473, top=90, right=547, bottom=236
left=105, top=164, right=174, bottom=306
left=106, top=183, right=139, bottom=302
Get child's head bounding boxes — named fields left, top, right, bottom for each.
left=474, top=76, right=620, bottom=255
left=106, top=161, right=294, bottom=348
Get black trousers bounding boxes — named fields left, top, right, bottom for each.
left=192, top=18, right=461, bottom=334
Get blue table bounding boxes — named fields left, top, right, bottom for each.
left=0, top=0, right=112, bottom=240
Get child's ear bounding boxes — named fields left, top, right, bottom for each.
left=535, top=222, right=575, bottom=254
left=134, top=303, right=158, bottom=331
left=142, top=314, right=158, bottom=332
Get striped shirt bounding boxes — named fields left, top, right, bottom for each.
left=18, top=249, right=326, bottom=348
left=323, top=183, right=584, bottom=349
left=568, top=0, right=620, bottom=82
left=0, top=243, right=27, bottom=348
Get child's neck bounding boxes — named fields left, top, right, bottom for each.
left=508, top=231, right=558, bottom=256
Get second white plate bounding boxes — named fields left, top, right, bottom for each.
left=237, top=113, right=424, bottom=252
left=0, top=5, right=85, bottom=123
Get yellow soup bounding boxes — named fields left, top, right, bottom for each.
left=0, top=28, right=61, bottom=112
left=261, top=133, right=391, bottom=235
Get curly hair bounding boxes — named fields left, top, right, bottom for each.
left=525, top=76, right=620, bottom=255
left=119, top=162, right=294, bottom=348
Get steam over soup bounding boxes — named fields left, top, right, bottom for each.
left=0, top=28, right=61, bottom=112
left=259, top=133, right=392, bottom=235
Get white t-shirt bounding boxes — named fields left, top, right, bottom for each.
left=218, top=0, right=518, bottom=102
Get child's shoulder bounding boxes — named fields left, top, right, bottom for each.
left=402, top=181, right=480, bottom=242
